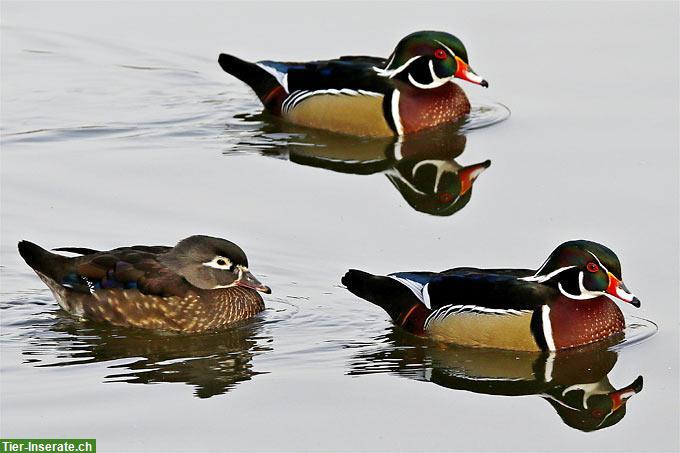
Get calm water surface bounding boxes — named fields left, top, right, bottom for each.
left=1, top=2, right=678, bottom=452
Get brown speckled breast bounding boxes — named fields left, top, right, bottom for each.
left=75, top=286, right=264, bottom=333
left=397, top=82, right=471, bottom=134
left=549, top=297, right=625, bottom=349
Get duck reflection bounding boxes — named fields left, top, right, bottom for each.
left=227, top=113, right=490, bottom=216
left=349, top=328, right=642, bottom=431
left=22, top=315, right=270, bottom=399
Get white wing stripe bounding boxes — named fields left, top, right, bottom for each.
left=282, top=90, right=308, bottom=113
left=373, top=55, right=421, bottom=78
left=388, top=275, right=425, bottom=303
left=519, top=265, right=575, bottom=283
left=282, top=89, right=383, bottom=114
left=424, top=304, right=533, bottom=329
left=256, top=63, right=290, bottom=93
left=422, top=283, right=431, bottom=309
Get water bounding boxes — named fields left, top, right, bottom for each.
left=1, top=2, right=678, bottom=452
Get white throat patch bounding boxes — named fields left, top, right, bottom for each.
left=557, top=271, right=600, bottom=300
left=407, top=60, right=452, bottom=89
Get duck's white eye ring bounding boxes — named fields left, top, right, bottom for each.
left=203, top=256, right=233, bottom=269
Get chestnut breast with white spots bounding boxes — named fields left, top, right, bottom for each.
left=549, top=297, right=625, bottom=349
left=398, top=82, right=471, bottom=134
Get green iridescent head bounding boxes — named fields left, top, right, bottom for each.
left=375, top=30, right=488, bottom=89
left=521, top=240, right=640, bottom=307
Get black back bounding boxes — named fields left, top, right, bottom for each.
left=261, top=56, right=392, bottom=93
left=424, top=267, right=553, bottom=311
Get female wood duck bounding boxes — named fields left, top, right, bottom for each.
left=218, top=30, right=488, bottom=137
left=342, top=240, right=641, bottom=351
left=18, top=235, right=271, bottom=333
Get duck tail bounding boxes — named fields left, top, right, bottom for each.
left=18, top=240, right=70, bottom=278
left=218, top=53, right=287, bottom=114
left=342, top=269, right=431, bottom=335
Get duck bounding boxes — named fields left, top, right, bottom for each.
left=218, top=30, right=488, bottom=137
left=17, top=235, right=271, bottom=333
left=342, top=240, right=641, bottom=351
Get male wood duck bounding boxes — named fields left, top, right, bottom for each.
left=342, top=240, right=641, bottom=351
left=18, top=235, right=271, bottom=333
left=218, top=30, right=488, bottom=137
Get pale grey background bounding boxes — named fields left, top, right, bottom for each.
left=1, top=2, right=678, bottom=452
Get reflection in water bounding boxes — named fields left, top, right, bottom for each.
left=225, top=113, right=494, bottom=217
left=18, top=306, right=271, bottom=399
left=349, top=328, right=643, bottom=432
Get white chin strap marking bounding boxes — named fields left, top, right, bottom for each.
left=374, top=54, right=452, bottom=90
left=407, top=60, right=451, bottom=89
left=558, top=272, right=599, bottom=300
left=577, top=271, right=601, bottom=299
left=211, top=265, right=249, bottom=290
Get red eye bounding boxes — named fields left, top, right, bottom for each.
left=434, top=49, right=447, bottom=60
left=586, top=262, right=599, bottom=273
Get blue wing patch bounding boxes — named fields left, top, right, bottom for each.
left=389, top=272, right=436, bottom=285
left=258, top=60, right=293, bottom=73
left=388, top=272, right=438, bottom=308
left=61, top=272, right=138, bottom=293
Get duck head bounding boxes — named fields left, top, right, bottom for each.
left=521, top=240, right=639, bottom=307
left=160, top=235, right=271, bottom=293
left=374, top=30, right=488, bottom=90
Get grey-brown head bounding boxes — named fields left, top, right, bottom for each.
left=160, top=235, right=271, bottom=294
